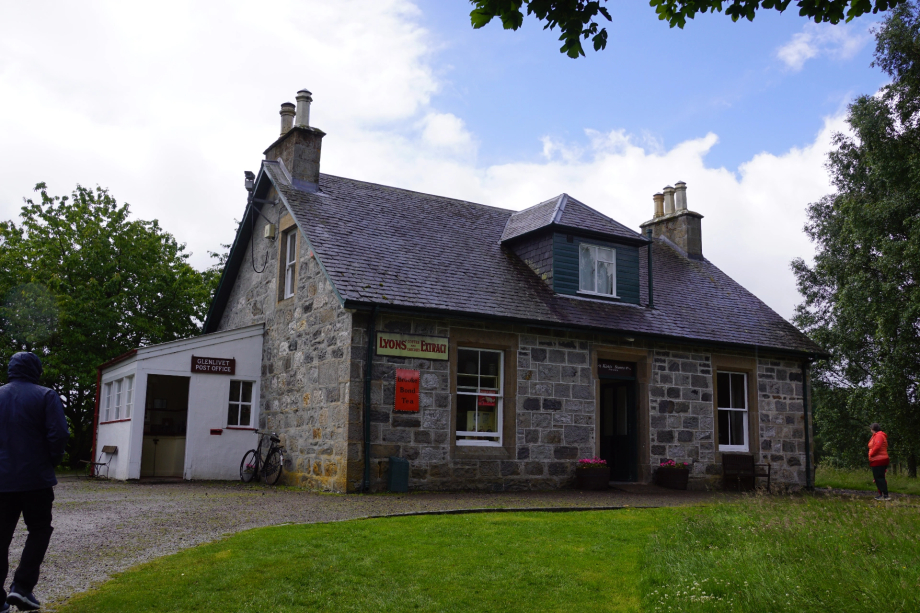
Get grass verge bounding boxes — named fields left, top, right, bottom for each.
left=58, top=509, right=664, bottom=613
left=643, top=494, right=920, bottom=612
left=815, top=465, right=920, bottom=495
left=56, top=497, right=920, bottom=613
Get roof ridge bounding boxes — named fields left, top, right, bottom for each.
left=552, top=193, right=568, bottom=224
left=316, top=173, right=514, bottom=215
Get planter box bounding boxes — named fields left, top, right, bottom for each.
left=576, top=466, right=610, bottom=490
left=654, top=467, right=690, bottom=490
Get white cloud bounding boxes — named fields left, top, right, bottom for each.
left=419, top=112, right=475, bottom=154
left=0, top=1, right=841, bottom=323
left=776, top=23, right=869, bottom=71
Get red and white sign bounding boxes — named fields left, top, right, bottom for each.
left=395, top=369, right=420, bottom=412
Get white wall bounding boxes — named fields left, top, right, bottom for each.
left=97, top=324, right=263, bottom=481
left=97, top=359, right=138, bottom=480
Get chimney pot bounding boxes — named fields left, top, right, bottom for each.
left=674, top=181, right=687, bottom=211
left=295, top=89, right=312, bottom=127
left=279, top=102, right=295, bottom=135
left=652, top=193, right=664, bottom=218
left=663, top=186, right=675, bottom=215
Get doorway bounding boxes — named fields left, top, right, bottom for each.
left=599, top=380, right=638, bottom=482
left=140, top=374, right=189, bottom=478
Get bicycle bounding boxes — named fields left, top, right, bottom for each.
left=240, top=431, right=285, bottom=485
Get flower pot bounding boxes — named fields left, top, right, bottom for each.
left=576, top=466, right=610, bottom=490
left=655, top=467, right=689, bottom=490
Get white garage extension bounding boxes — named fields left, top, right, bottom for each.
left=93, top=324, right=264, bottom=481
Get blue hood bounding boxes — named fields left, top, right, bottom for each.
left=8, top=352, right=43, bottom=383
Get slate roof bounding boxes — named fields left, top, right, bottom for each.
left=501, top=193, right=643, bottom=243
left=208, top=161, right=823, bottom=356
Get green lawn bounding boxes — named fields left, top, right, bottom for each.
left=815, top=465, right=920, bottom=496
left=58, top=497, right=920, bottom=613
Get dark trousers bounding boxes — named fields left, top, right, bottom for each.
left=872, top=464, right=889, bottom=496
left=0, top=488, right=55, bottom=599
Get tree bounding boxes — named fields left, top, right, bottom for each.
left=0, top=183, right=222, bottom=465
left=469, top=0, right=907, bottom=57
left=792, top=1, right=920, bottom=475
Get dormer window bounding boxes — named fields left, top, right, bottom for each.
left=579, top=243, right=617, bottom=297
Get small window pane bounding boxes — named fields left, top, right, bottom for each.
left=241, top=381, right=253, bottom=403
left=579, top=245, right=595, bottom=292
left=228, top=404, right=238, bottom=426
left=458, top=349, right=479, bottom=374
left=456, top=394, right=477, bottom=432
left=718, top=409, right=730, bottom=445
left=717, top=372, right=731, bottom=408
left=457, top=374, right=478, bottom=391
left=728, top=410, right=745, bottom=446
left=730, top=373, right=746, bottom=409
left=597, top=246, right=614, bottom=263
left=229, top=381, right=240, bottom=402
left=239, top=405, right=251, bottom=427
left=597, top=260, right=614, bottom=295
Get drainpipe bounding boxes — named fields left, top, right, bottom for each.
left=91, top=367, right=102, bottom=475
left=646, top=229, right=654, bottom=309
left=801, top=360, right=813, bottom=491
left=363, top=305, right=378, bottom=492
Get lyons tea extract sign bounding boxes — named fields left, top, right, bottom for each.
left=376, top=332, right=448, bottom=360
left=395, top=369, right=420, bottom=412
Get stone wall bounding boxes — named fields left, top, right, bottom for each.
left=217, top=198, right=354, bottom=491
left=648, top=349, right=714, bottom=478
left=757, top=358, right=808, bottom=486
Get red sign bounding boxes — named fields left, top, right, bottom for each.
left=395, top=369, right=420, bottom=412
left=191, top=356, right=236, bottom=375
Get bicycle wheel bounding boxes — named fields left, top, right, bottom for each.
left=261, top=448, right=283, bottom=485
left=240, top=449, right=259, bottom=483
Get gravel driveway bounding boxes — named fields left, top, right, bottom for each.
left=7, top=477, right=721, bottom=610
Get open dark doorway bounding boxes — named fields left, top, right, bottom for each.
left=140, top=374, right=189, bottom=478
left=599, top=378, right=638, bottom=482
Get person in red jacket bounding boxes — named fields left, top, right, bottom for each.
left=868, top=423, right=890, bottom=501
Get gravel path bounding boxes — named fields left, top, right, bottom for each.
left=7, top=477, right=725, bottom=610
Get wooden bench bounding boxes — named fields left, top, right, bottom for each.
left=81, top=445, right=118, bottom=478
left=722, top=453, right=771, bottom=492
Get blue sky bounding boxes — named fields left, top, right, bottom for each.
left=417, top=2, right=885, bottom=170
left=0, top=1, right=894, bottom=320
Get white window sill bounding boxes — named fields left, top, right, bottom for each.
left=456, top=439, right=502, bottom=447
left=577, top=290, right=620, bottom=299
left=719, top=445, right=750, bottom=453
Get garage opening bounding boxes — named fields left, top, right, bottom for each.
left=141, top=374, right=190, bottom=478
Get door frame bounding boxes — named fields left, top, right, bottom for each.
left=593, top=346, right=652, bottom=482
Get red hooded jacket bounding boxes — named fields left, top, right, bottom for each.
left=868, top=430, right=889, bottom=467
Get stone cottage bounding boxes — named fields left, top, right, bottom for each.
left=203, top=89, right=825, bottom=492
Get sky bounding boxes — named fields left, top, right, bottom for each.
left=0, top=1, right=891, bottom=321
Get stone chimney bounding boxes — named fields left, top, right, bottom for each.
left=640, top=180, right=704, bottom=260
left=279, top=102, right=295, bottom=135
left=263, top=89, right=326, bottom=186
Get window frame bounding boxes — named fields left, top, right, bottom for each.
left=227, top=380, right=255, bottom=428
left=455, top=348, right=504, bottom=447
left=124, top=376, right=134, bottom=419
left=578, top=242, right=618, bottom=298
left=716, top=370, right=749, bottom=452
left=282, top=230, right=297, bottom=299
left=103, top=382, right=113, bottom=422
